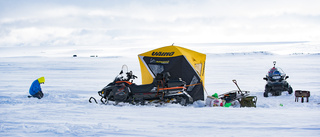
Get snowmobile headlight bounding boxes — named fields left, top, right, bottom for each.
left=272, top=76, right=281, bottom=79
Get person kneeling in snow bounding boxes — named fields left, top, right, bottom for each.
left=29, top=77, right=45, bottom=99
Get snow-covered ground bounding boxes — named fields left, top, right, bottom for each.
left=1, top=42, right=320, bottom=136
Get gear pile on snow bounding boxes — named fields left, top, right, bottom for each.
left=205, top=79, right=257, bottom=108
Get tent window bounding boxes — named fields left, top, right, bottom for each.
left=195, top=63, right=202, bottom=75
left=148, top=64, right=164, bottom=75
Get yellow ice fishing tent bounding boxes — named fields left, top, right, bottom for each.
left=138, top=45, right=206, bottom=101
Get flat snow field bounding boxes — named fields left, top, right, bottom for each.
left=1, top=47, right=320, bottom=136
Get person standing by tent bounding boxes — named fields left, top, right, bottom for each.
left=29, top=77, right=45, bottom=99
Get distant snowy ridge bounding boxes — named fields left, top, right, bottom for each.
left=207, top=51, right=320, bottom=56
left=224, top=51, right=273, bottom=56
left=1, top=41, right=320, bottom=57
left=290, top=53, right=320, bottom=55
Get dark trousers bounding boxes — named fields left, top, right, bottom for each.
left=32, top=91, right=44, bottom=99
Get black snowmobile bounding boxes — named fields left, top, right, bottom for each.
left=263, top=61, right=293, bottom=97
left=89, top=65, right=193, bottom=106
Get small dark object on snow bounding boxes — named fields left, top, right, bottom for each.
left=73, top=55, right=77, bottom=57
left=295, top=90, right=310, bottom=103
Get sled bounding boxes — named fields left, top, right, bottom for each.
left=218, top=80, right=256, bottom=107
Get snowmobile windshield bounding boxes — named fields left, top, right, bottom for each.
left=114, top=73, right=128, bottom=82
left=268, top=67, right=286, bottom=78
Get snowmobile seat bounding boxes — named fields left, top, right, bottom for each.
left=129, top=82, right=156, bottom=93
left=129, top=78, right=158, bottom=93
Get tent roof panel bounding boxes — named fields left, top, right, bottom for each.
left=138, top=45, right=206, bottom=59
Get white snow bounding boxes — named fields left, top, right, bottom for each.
left=1, top=42, right=320, bottom=137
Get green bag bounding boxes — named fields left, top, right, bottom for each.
left=224, top=103, right=232, bottom=107
left=240, top=96, right=257, bottom=107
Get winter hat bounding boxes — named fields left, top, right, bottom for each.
left=212, top=93, right=218, bottom=98
left=38, top=77, right=45, bottom=84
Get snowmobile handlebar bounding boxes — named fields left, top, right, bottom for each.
left=125, top=71, right=137, bottom=80
left=117, top=65, right=138, bottom=81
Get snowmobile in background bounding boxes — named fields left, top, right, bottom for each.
left=263, top=61, right=293, bottom=97
left=89, top=65, right=193, bottom=106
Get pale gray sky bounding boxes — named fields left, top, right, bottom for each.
left=0, top=0, right=319, bottom=47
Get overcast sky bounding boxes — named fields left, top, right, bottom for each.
left=0, top=0, right=319, bottom=47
